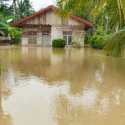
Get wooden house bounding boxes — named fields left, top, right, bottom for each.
left=13, top=5, right=92, bottom=46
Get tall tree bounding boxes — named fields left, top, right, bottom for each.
left=0, top=0, right=11, bottom=16
left=57, top=0, right=125, bottom=56
left=57, top=0, right=125, bottom=32
left=16, top=0, right=34, bottom=19
left=11, top=0, right=34, bottom=20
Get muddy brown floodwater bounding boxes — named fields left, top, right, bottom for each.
left=0, top=47, right=125, bottom=125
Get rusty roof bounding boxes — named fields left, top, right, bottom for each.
left=12, top=5, right=93, bottom=29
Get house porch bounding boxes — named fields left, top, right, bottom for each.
left=21, top=24, right=51, bottom=46
left=51, top=25, right=85, bottom=47
left=21, top=24, right=85, bottom=47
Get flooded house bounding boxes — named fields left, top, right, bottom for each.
left=13, top=5, right=92, bottom=46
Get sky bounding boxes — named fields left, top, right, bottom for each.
left=30, top=0, right=56, bottom=11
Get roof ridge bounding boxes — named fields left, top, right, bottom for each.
left=12, top=5, right=92, bottom=28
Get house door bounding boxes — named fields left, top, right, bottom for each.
left=63, top=31, right=72, bottom=45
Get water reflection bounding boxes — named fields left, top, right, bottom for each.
left=0, top=47, right=125, bottom=125
left=0, top=72, right=12, bottom=125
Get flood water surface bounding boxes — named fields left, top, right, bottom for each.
left=0, top=47, right=125, bottom=125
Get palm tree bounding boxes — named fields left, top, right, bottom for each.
left=56, top=0, right=71, bottom=24
left=12, top=0, right=34, bottom=20
left=17, top=0, right=34, bottom=18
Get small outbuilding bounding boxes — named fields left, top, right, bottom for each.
left=13, top=5, right=92, bottom=46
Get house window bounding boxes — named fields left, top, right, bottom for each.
left=42, top=31, right=49, bottom=36
left=63, top=31, right=72, bottom=45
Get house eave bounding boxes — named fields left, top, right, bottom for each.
left=12, top=5, right=93, bottom=29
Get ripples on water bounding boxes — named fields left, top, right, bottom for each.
left=0, top=47, right=125, bottom=125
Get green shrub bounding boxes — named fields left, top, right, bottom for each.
left=52, top=39, right=66, bottom=48
left=90, top=35, right=107, bottom=49
left=90, top=26, right=111, bottom=49
left=9, top=27, right=22, bottom=44
left=0, top=22, right=22, bottom=44
left=104, top=30, right=125, bottom=57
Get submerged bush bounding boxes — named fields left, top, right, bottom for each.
left=9, top=27, right=22, bottom=44
left=0, top=22, right=22, bottom=44
left=104, top=30, right=125, bottom=57
left=90, top=26, right=111, bottom=49
left=90, top=35, right=106, bottom=49
left=52, top=39, right=66, bottom=48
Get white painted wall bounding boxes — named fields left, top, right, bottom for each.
left=72, top=31, right=85, bottom=47
left=26, top=11, right=83, bottom=26
left=46, top=12, right=83, bottom=26
left=68, top=19, right=80, bottom=26
left=51, top=26, right=63, bottom=42
left=37, top=33, right=42, bottom=45
left=46, top=12, right=62, bottom=25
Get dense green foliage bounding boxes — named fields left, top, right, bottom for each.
left=52, top=39, right=66, bottom=48
left=0, top=0, right=34, bottom=44
left=90, top=27, right=111, bottom=49
left=9, top=27, right=22, bottom=44
left=0, top=0, right=12, bottom=16
left=57, top=0, right=125, bottom=56
left=13, top=0, right=34, bottom=19
left=0, top=0, right=34, bottom=20
left=0, top=11, right=22, bottom=44
left=58, top=0, right=125, bottom=31
left=105, top=30, right=125, bottom=57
